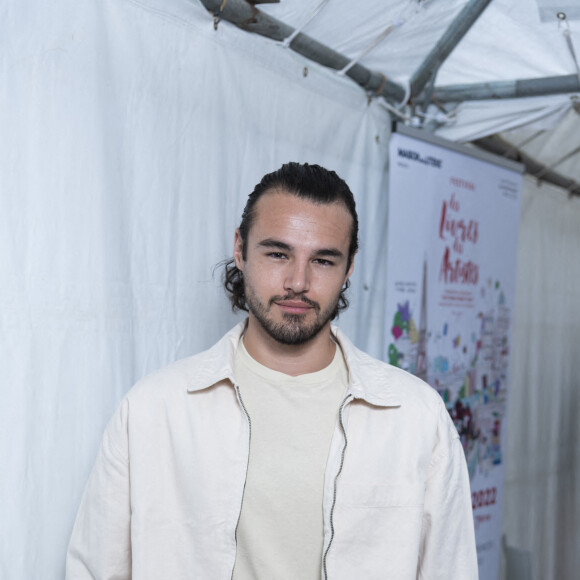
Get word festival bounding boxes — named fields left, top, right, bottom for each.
left=438, top=191, right=480, bottom=285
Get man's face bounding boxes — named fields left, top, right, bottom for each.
left=233, top=190, right=354, bottom=346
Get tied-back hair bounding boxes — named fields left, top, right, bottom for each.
left=222, top=162, right=359, bottom=318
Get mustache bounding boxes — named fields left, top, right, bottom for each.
left=269, top=293, right=320, bottom=311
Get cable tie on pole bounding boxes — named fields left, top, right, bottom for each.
left=213, top=0, right=229, bottom=30
left=369, top=73, right=388, bottom=98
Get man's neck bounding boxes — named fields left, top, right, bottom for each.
left=242, top=317, right=336, bottom=377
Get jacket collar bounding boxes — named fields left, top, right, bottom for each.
left=332, top=326, right=402, bottom=407
left=186, top=321, right=402, bottom=408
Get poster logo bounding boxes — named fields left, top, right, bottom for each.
left=397, top=148, right=443, bottom=168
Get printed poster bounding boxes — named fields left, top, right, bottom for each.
left=385, top=130, right=522, bottom=580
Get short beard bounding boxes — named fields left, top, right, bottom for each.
left=245, top=288, right=339, bottom=346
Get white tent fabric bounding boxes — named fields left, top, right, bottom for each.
left=504, top=177, right=580, bottom=579
left=434, top=94, right=576, bottom=142
left=1, top=2, right=391, bottom=577
left=499, top=105, right=580, bottom=186
left=1, top=0, right=579, bottom=579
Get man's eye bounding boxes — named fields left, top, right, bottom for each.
left=268, top=252, right=287, bottom=259
left=314, top=259, right=333, bottom=266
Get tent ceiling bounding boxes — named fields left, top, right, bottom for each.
left=490, top=105, right=580, bottom=195
left=255, top=0, right=578, bottom=86
left=504, top=104, right=580, bottom=178
left=201, top=0, right=580, bottom=193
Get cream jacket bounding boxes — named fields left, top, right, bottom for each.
left=66, top=322, right=478, bottom=579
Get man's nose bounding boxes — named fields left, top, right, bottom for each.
left=284, top=260, right=310, bottom=294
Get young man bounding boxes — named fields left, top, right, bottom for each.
left=67, top=163, right=478, bottom=579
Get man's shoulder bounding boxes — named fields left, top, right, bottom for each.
left=126, top=322, right=245, bottom=403
left=128, top=352, right=208, bottom=398
left=355, top=348, right=441, bottom=406
left=343, top=345, right=457, bottom=445
left=333, top=326, right=442, bottom=410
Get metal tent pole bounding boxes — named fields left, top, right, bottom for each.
left=409, top=0, right=493, bottom=98
left=198, top=0, right=407, bottom=104
left=429, top=74, right=580, bottom=102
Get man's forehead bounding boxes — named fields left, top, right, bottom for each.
left=251, top=189, right=352, bottom=223
left=245, top=190, right=353, bottom=252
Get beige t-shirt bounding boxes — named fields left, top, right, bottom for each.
left=231, top=338, right=349, bottom=580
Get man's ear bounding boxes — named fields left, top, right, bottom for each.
left=233, top=229, right=244, bottom=271
left=344, top=251, right=357, bottom=283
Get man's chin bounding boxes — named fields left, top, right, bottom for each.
left=249, top=313, right=314, bottom=345
left=272, top=320, right=327, bottom=346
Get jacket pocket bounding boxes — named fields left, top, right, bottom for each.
left=338, top=482, right=425, bottom=508
left=328, top=483, right=425, bottom=578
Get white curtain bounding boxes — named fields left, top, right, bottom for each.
left=0, top=1, right=390, bottom=578
left=501, top=177, right=580, bottom=580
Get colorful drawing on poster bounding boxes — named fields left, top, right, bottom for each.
left=388, top=300, right=418, bottom=371
left=387, top=278, right=511, bottom=480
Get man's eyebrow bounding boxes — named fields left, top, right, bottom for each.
left=313, top=248, right=344, bottom=258
left=257, top=239, right=293, bottom=252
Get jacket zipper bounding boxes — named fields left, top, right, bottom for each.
left=231, top=384, right=252, bottom=580
left=322, top=394, right=352, bottom=580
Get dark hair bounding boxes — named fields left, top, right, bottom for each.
left=223, top=162, right=359, bottom=317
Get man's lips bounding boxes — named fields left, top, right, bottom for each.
left=274, top=300, right=314, bottom=314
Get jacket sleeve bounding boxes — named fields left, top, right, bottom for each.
left=66, top=399, right=132, bottom=579
left=416, top=400, right=478, bottom=580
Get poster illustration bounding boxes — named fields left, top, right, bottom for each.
left=385, top=129, right=522, bottom=580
